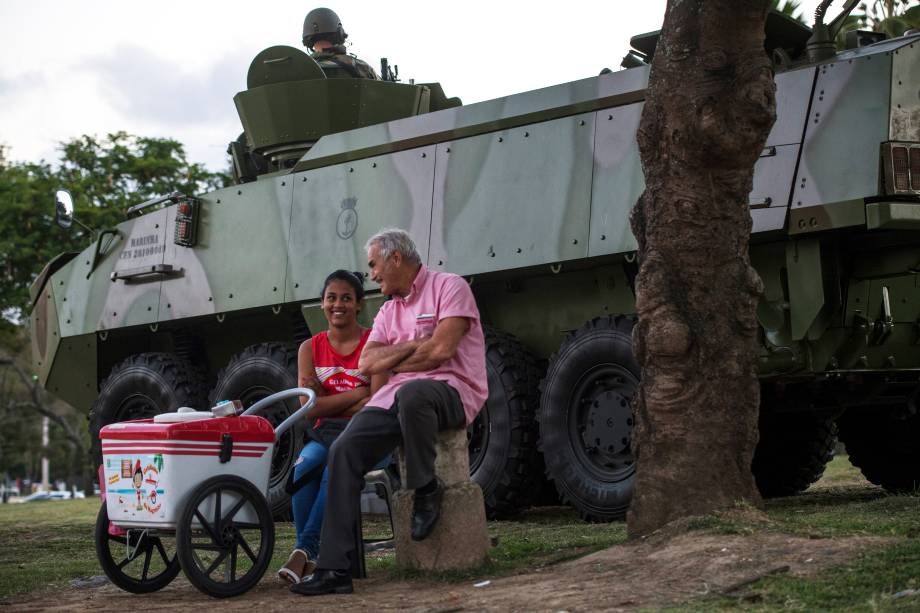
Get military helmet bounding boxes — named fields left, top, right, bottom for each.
left=303, top=7, right=347, bottom=48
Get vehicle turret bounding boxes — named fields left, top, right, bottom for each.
left=230, top=45, right=460, bottom=179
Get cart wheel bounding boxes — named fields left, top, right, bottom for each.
left=176, top=475, right=275, bottom=598
left=94, top=503, right=180, bottom=593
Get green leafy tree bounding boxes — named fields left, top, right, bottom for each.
left=0, top=134, right=228, bottom=491
left=771, top=0, right=807, bottom=23
left=0, top=327, right=90, bottom=490
left=854, top=0, right=920, bottom=37
left=828, top=1, right=920, bottom=48
left=0, top=132, right=229, bottom=322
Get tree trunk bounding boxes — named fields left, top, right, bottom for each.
left=627, top=0, right=776, bottom=536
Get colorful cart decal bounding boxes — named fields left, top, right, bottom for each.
left=102, top=440, right=271, bottom=523
left=105, top=453, right=169, bottom=519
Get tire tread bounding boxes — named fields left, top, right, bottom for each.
left=537, top=314, right=637, bottom=523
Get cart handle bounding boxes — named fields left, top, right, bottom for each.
left=241, top=387, right=317, bottom=437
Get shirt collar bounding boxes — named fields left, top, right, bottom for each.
left=396, top=264, right=427, bottom=303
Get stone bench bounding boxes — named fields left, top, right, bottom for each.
left=392, top=428, right=490, bottom=571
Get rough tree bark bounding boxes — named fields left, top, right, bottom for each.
left=627, top=0, right=776, bottom=536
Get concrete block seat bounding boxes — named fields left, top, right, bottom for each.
left=349, top=429, right=489, bottom=576
left=392, top=428, right=490, bottom=572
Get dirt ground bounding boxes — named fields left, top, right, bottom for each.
left=8, top=526, right=890, bottom=612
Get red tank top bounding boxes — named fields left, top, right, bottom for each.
left=311, top=328, right=371, bottom=396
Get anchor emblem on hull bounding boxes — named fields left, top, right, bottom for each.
left=336, top=197, right=358, bottom=240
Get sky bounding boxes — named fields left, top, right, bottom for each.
left=0, top=0, right=830, bottom=172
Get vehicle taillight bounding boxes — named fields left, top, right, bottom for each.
left=893, top=146, right=909, bottom=191
left=912, top=148, right=920, bottom=191
left=881, top=142, right=920, bottom=196
left=173, top=198, right=199, bottom=247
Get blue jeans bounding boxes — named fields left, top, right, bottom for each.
left=291, top=441, right=328, bottom=558
left=292, top=439, right=393, bottom=558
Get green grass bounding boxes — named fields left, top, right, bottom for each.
left=765, top=456, right=920, bottom=539
left=0, top=498, right=625, bottom=599
left=2, top=456, right=918, bottom=611
left=667, top=541, right=920, bottom=612
left=379, top=506, right=627, bottom=582
left=662, top=456, right=920, bottom=612
left=0, top=498, right=100, bottom=598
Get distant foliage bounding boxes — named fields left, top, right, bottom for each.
left=829, top=1, right=920, bottom=49
left=771, top=0, right=807, bottom=24
left=0, top=326, right=83, bottom=484
left=771, top=0, right=919, bottom=43
left=853, top=0, right=920, bottom=37
left=0, top=133, right=230, bottom=324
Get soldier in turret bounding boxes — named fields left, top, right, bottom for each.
left=303, top=7, right=379, bottom=80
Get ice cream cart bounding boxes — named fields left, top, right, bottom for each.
left=95, top=388, right=315, bottom=598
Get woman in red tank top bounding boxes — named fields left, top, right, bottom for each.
left=277, top=270, right=385, bottom=584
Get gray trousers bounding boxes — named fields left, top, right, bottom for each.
left=316, top=379, right=466, bottom=570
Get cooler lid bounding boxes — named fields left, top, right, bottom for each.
left=100, top=414, right=275, bottom=443
left=153, top=408, right=215, bottom=423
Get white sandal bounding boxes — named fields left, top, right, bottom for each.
left=277, top=549, right=309, bottom=584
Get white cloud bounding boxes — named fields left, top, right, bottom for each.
left=0, top=0, right=832, bottom=171
left=88, top=45, right=245, bottom=126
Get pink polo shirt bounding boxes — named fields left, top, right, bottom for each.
left=366, top=265, right=487, bottom=425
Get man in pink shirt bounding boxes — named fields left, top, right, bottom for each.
left=293, top=228, right=487, bottom=597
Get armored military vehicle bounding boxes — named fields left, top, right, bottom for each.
left=32, top=4, right=920, bottom=520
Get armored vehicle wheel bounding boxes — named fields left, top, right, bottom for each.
left=176, top=475, right=274, bottom=598
left=751, top=411, right=837, bottom=497
left=95, top=503, right=180, bottom=593
left=529, top=456, right=563, bottom=507
left=209, top=342, right=301, bottom=519
left=538, top=315, right=638, bottom=522
left=469, top=328, right=542, bottom=518
left=89, top=353, right=207, bottom=464
left=837, top=406, right=920, bottom=493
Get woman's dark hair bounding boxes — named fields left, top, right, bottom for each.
left=322, top=269, right=365, bottom=301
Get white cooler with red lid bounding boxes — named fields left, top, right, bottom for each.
left=100, top=409, right=275, bottom=529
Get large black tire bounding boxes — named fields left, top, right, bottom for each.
left=176, top=475, right=274, bottom=598
left=837, top=407, right=920, bottom=493
left=89, top=353, right=206, bottom=464
left=751, top=411, right=837, bottom=497
left=468, top=328, right=542, bottom=518
left=538, top=315, right=638, bottom=522
left=528, top=454, right=564, bottom=507
left=95, top=503, right=180, bottom=593
left=209, top=342, right=301, bottom=518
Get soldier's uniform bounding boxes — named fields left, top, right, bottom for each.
left=311, top=44, right=379, bottom=80
left=303, top=8, right=379, bottom=80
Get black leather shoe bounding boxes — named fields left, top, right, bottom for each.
left=290, top=568, right=353, bottom=596
left=411, top=480, right=443, bottom=541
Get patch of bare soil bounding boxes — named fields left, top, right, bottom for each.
left=6, top=531, right=892, bottom=612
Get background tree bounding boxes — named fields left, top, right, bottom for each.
left=828, top=0, right=920, bottom=47
left=0, top=134, right=229, bottom=491
left=0, top=132, right=228, bottom=323
left=627, top=0, right=776, bottom=535
left=853, top=0, right=920, bottom=37
left=0, top=335, right=92, bottom=493
left=771, top=0, right=807, bottom=23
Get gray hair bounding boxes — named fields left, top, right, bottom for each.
left=365, top=228, right=422, bottom=265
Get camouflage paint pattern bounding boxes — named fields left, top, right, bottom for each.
left=888, top=40, right=920, bottom=141
left=430, top=113, right=596, bottom=275
left=160, top=177, right=292, bottom=321
left=31, top=33, right=920, bottom=414
left=749, top=67, right=815, bottom=234
left=286, top=145, right=436, bottom=301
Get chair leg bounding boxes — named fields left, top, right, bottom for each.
left=349, top=496, right=367, bottom=579
left=373, top=472, right=396, bottom=540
